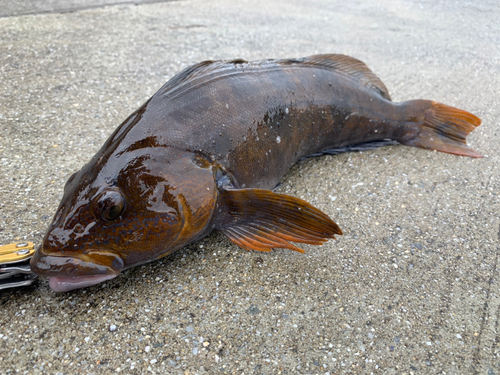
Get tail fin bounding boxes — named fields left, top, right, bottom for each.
left=399, top=100, right=482, bottom=158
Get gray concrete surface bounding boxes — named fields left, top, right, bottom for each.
left=0, top=0, right=175, bottom=18
left=0, top=0, right=499, bottom=373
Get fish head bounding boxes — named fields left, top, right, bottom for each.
left=30, top=146, right=218, bottom=292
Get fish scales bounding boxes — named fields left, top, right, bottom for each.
left=126, top=60, right=395, bottom=189
left=29, top=54, right=482, bottom=292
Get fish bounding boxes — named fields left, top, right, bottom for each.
left=30, top=54, right=482, bottom=292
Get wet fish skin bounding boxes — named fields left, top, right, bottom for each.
left=32, top=147, right=219, bottom=291
left=30, top=54, right=482, bottom=292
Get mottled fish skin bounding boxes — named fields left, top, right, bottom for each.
left=30, top=54, right=482, bottom=291
left=117, top=56, right=397, bottom=190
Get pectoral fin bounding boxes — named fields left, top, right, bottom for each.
left=215, top=188, right=342, bottom=252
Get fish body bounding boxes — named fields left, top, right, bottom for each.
left=30, top=54, right=482, bottom=292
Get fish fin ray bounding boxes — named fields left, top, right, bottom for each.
left=223, top=227, right=272, bottom=252
left=302, top=139, right=400, bottom=159
left=157, top=60, right=239, bottom=96
left=400, top=100, right=482, bottom=158
left=279, top=54, right=392, bottom=100
left=228, top=226, right=304, bottom=252
left=216, top=188, right=342, bottom=253
left=250, top=221, right=331, bottom=245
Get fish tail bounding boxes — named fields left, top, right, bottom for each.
left=398, top=100, right=482, bottom=158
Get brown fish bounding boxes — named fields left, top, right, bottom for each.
left=30, top=54, right=482, bottom=292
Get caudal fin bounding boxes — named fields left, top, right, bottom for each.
left=400, top=100, right=482, bottom=158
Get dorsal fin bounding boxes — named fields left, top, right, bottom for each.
left=278, top=54, right=392, bottom=100
left=156, top=59, right=249, bottom=97
left=156, top=54, right=391, bottom=100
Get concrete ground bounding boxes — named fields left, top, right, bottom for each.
left=0, top=0, right=499, bottom=373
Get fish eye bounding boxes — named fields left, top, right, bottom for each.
left=94, top=190, right=125, bottom=222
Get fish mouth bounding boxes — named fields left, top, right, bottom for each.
left=30, top=247, right=124, bottom=292
left=48, top=274, right=118, bottom=293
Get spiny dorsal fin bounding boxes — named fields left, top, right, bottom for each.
left=215, top=188, right=342, bottom=253
left=157, top=59, right=249, bottom=97
left=157, top=54, right=391, bottom=100
left=278, top=54, right=392, bottom=101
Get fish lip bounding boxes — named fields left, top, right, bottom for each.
left=30, top=246, right=124, bottom=279
left=48, top=274, right=118, bottom=293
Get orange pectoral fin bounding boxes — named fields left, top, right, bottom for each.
left=216, top=188, right=342, bottom=253
left=222, top=226, right=305, bottom=253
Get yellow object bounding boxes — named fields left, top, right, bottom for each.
left=0, top=242, right=35, bottom=264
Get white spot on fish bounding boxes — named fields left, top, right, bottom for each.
left=285, top=107, right=289, bottom=114
left=226, top=103, right=229, bottom=109
left=276, top=136, right=281, bottom=144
